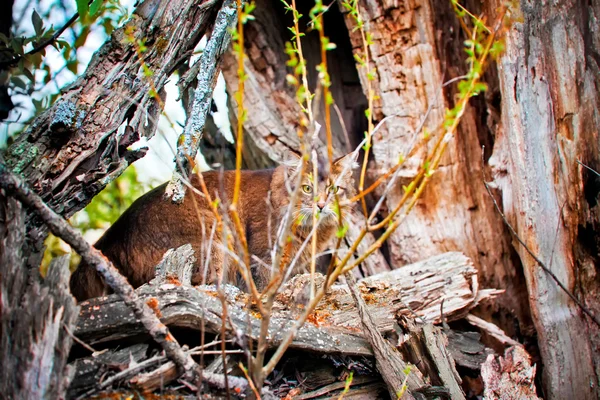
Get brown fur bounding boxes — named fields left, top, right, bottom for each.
left=69, top=154, right=357, bottom=301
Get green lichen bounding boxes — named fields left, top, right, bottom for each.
left=5, top=142, right=39, bottom=174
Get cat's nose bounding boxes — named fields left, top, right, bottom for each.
left=317, top=200, right=326, bottom=210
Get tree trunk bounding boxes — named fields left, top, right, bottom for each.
left=222, top=0, right=600, bottom=398
left=485, top=0, right=600, bottom=398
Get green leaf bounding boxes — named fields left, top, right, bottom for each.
left=76, top=0, right=89, bottom=20
left=325, top=42, right=337, bottom=51
left=31, top=10, right=43, bottom=36
left=89, top=0, right=103, bottom=16
left=336, top=223, right=349, bottom=239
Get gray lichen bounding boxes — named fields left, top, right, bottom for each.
left=167, top=0, right=238, bottom=203
left=50, top=101, right=78, bottom=134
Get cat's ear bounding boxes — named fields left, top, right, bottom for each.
left=333, top=151, right=360, bottom=173
left=282, top=151, right=303, bottom=169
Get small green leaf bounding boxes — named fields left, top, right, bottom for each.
left=76, top=0, right=90, bottom=20
left=89, top=0, right=103, bottom=16
left=286, top=74, right=298, bottom=86
left=31, top=10, right=43, bottom=35
left=336, top=223, right=349, bottom=239
left=325, top=42, right=337, bottom=51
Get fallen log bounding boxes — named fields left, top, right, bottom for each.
left=71, top=249, right=509, bottom=396
left=75, top=251, right=501, bottom=357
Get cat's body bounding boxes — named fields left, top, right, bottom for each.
left=70, top=154, right=356, bottom=301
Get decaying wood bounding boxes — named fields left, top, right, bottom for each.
left=344, top=271, right=426, bottom=400
left=466, top=314, right=521, bottom=348
left=68, top=344, right=149, bottom=398
left=69, top=247, right=514, bottom=397
left=0, top=164, right=199, bottom=384
left=150, top=243, right=196, bottom=286
left=445, top=330, right=492, bottom=370
left=484, top=0, right=600, bottom=396
left=0, top=198, right=78, bottom=399
left=76, top=251, right=499, bottom=355
left=480, top=346, right=540, bottom=400
left=3, top=0, right=218, bottom=254
left=421, top=324, right=465, bottom=400
left=337, top=0, right=532, bottom=340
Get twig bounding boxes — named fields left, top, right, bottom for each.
left=481, top=152, right=600, bottom=328
left=577, top=159, right=600, bottom=177
left=0, top=163, right=199, bottom=380
left=63, top=323, right=97, bottom=354
left=293, top=376, right=376, bottom=400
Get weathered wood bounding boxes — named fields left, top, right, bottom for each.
left=345, top=272, right=426, bottom=400
left=0, top=198, right=79, bottom=399
left=150, top=243, right=196, bottom=286
left=421, top=324, right=465, bottom=400
left=75, top=252, right=499, bottom=355
left=67, top=344, right=149, bottom=398
left=484, top=0, right=600, bottom=397
left=339, top=0, right=532, bottom=342
left=481, top=346, right=540, bottom=400
left=4, top=0, right=218, bottom=253
left=166, top=0, right=238, bottom=202
left=445, top=330, right=492, bottom=370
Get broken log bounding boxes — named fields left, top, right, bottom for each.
left=75, top=251, right=500, bottom=356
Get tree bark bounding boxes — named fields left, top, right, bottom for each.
left=0, top=198, right=79, bottom=399
left=3, top=0, right=218, bottom=255
left=485, top=0, right=600, bottom=398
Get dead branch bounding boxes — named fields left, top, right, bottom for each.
left=75, top=251, right=497, bottom=355
left=465, top=314, right=522, bottom=348
left=344, top=271, right=426, bottom=399
left=0, top=198, right=79, bottom=399
left=166, top=0, right=239, bottom=202
left=0, top=164, right=199, bottom=380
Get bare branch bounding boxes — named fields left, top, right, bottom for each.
left=0, top=163, right=200, bottom=379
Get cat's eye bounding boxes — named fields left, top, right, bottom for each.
left=302, top=185, right=312, bottom=194
left=329, top=185, right=341, bottom=194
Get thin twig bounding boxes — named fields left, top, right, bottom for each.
left=63, top=323, right=98, bottom=353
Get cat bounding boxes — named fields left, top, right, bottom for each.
left=69, top=152, right=358, bottom=301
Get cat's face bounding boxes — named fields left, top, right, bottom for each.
left=285, top=153, right=358, bottom=228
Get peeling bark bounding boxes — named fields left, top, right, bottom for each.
left=486, top=0, right=600, bottom=398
